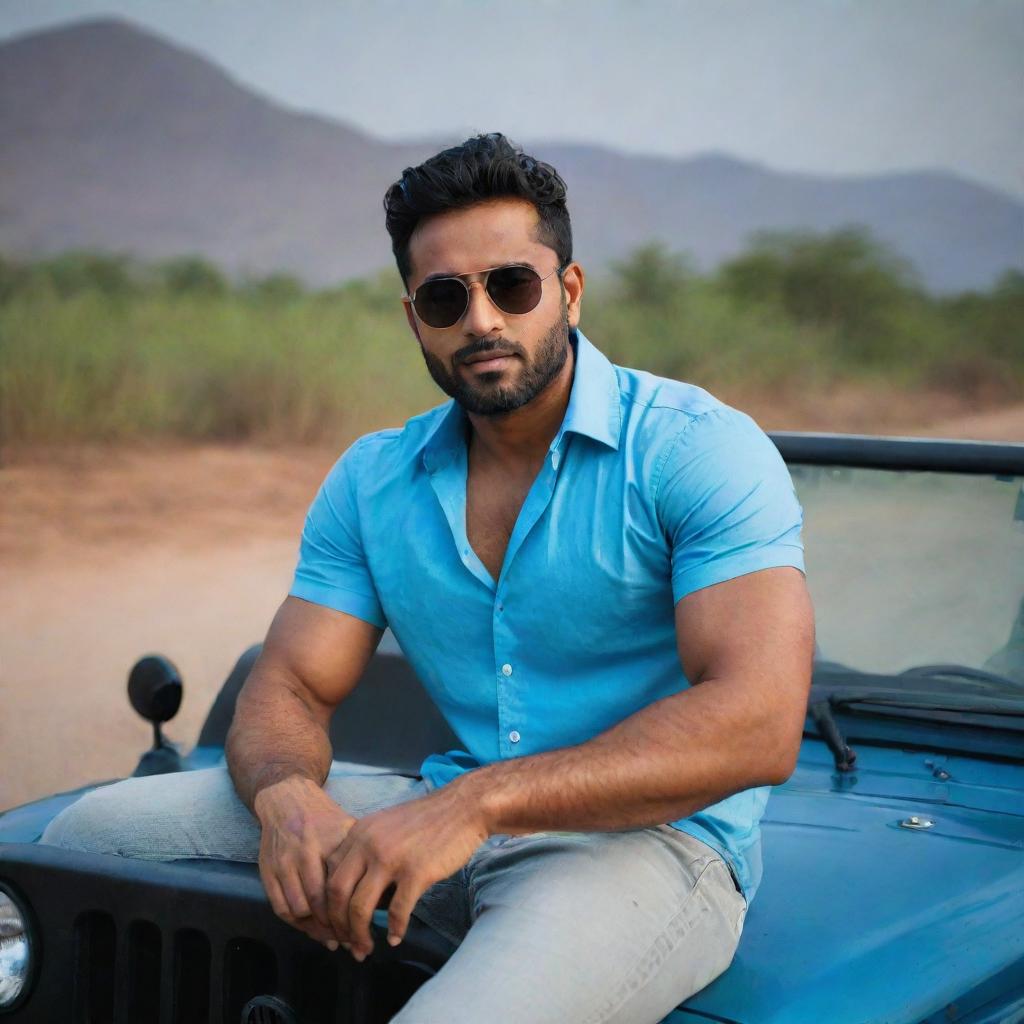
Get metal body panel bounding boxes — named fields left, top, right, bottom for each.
left=683, top=738, right=1024, bottom=1023
left=0, top=843, right=452, bottom=1023
left=3, top=736, right=1021, bottom=1022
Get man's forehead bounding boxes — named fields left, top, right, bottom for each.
left=406, top=198, right=551, bottom=286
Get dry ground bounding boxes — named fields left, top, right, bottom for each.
left=2, top=397, right=1023, bottom=810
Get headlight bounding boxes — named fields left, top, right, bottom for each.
left=0, top=885, right=33, bottom=1009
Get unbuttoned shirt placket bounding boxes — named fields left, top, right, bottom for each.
left=427, top=434, right=570, bottom=760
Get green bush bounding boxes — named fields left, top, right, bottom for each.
left=0, top=231, right=1020, bottom=446
left=719, top=228, right=922, bottom=366
left=158, top=256, right=229, bottom=298
left=27, top=251, right=143, bottom=300
left=609, top=242, right=692, bottom=308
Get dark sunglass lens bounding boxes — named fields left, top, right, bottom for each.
left=415, top=279, right=468, bottom=328
left=487, top=266, right=543, bottom=315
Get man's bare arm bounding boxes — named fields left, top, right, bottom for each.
left=225, top=595, right=383, bottom=947
left=226, top=595, right=382, bottom=810
left=330, top=565, right=814, bottom=960
left=461, top=566, right=814, bottom=833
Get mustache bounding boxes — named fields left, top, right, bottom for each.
left=454, top=338, right=525, bottom=365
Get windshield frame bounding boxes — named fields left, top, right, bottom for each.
left=769, top=432, right=1024, bottom=476
left=776, top=432, right=1024, bottom=764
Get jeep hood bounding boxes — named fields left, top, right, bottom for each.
left=2, top=742, right=1022, bottom=1024
left=679, top=741, right=1024, bottom=1023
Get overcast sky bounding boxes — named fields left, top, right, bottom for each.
left=2, top=0, right=1022, bottom=198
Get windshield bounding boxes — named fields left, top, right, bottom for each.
left=792, top=464, right=1024, bottom=694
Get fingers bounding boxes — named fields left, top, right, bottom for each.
left=386, top=875, right=427, bottom=949
left=279, top=866, right=313, bottom=921
left=294, top=912, right=341, bottom=947
left=260, top=849, right=337, bottom=950
left=326, top=848, right=367, bottom=951
left=297, top=850, right=331, bottom=931
left=250, top=784, right=369, bottom=953
left=260, top=863, right=291, bottom=921
left=346, top=867, right=393, bottom=961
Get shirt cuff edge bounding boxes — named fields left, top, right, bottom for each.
left=289, top=579, right=387, bottom=629
left=672, top=549, right=805, bottom=604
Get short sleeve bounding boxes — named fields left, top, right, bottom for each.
left=289, top=439, right=387, bottom=628
left=655, top=407, right=804, bottom=604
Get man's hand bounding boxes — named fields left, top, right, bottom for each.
left=253, top=774, right=356, bottom=948
left=325, top=783, right=488, bottom=961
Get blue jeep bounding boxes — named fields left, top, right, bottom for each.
left=1, top=432, right=1022, bottom=1023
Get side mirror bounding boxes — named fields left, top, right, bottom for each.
left=128, top=655, right=182, bottom=723
left=127, top=655, right=184, bottom=776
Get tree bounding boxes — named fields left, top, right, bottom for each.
left=611, top=242, right=691, bottom=307
left=35, top=250, right=140, bottom=298
left=159, top=256, right=228, bottom=297
left=718, top=228, right=920, bottom=360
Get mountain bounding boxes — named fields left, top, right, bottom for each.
left=534, top=146, right=1023, bottom=294
left=0, top=18, right=434, bottom=284
left=1, top=17, right=1020, bottom=292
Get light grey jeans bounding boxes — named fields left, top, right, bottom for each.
left=40, top=762, right=747, bottom=1024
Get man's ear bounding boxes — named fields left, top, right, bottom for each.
left=402, top=297, right=422, bottom=342
left=561, top=261, right=585, bottom=329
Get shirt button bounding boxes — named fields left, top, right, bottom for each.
left=501, top=663, right=513, bottom=677
left=551, top=450, right=560, bottom=470
left=509, top=730, right=521, bottom=743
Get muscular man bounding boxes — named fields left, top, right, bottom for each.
left=43, top=133, right=814, bottom=1023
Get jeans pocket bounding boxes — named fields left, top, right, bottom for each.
left=734, top=896, right=749, bottom=934
left=701, top=858, right=748, bottom=936
left=657, top=825, right=746, bottom=898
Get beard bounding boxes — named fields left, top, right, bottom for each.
left=419, top=304, right=571, bottom=417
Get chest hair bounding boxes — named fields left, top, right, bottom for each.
left=466, top=458, right=541, bottom=581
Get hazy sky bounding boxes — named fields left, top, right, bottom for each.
left=2, top=0, right=1022, bottom=198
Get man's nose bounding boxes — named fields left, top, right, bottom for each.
left=461, top=279, right=505, bottom=338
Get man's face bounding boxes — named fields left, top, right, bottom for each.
left=402, top=198, right=584, bottom=416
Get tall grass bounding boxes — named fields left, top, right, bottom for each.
left=0, top=270, right=437, bottom=445
left=1, top=232, right=1020, bottom=446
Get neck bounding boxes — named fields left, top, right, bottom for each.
left=466, top=343, right=576, bottom=466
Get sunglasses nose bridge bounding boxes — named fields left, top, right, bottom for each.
left=461, top=275, right=506, bottom=332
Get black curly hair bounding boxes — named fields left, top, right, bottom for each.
left=383, top=133, right=573, bottom=288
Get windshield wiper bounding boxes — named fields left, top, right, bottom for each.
left=806, top=692, right=1024, bottom=773
left=812, top=663, right=1024, bottom=715
left=826, top=693, right=1024, bottom=718
left=898, top=663, right=1024, bottom=695
left=808, top=701, right=857, bottom=773
left=806, top=666, right=1024, bottom=769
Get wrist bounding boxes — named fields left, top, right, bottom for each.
left=252, top=772, right=322, bottom=824
left=453, top=763, right=509, bottom=837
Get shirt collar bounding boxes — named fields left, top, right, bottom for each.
left=555, top=329, right=622, bottom=452
left=421, top=398, right=466, bottom=473
left=422, top=328, right=622, bottom=472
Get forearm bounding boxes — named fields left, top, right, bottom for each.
left=459, top=675, right=795, bottom=836
left=226, top=659, right=335, bottom=813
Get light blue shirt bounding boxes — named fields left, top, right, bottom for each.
left=290, top=329, right=804, bottom=903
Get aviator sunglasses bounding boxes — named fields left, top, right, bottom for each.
left=406, top=262, right=566, bottom=329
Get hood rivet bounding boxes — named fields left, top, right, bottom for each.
left=900, top=815, right=935, bottom=830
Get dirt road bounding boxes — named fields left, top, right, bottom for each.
left=2, top=403, right=1022, bottom=810
left=0, top=445, right=335, bottom=809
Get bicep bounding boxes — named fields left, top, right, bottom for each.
left=256, top=595, right=384, bottom=719
left=675, top=566, right=814, bottom=686
left=675, top=568, right=815, bottom=776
